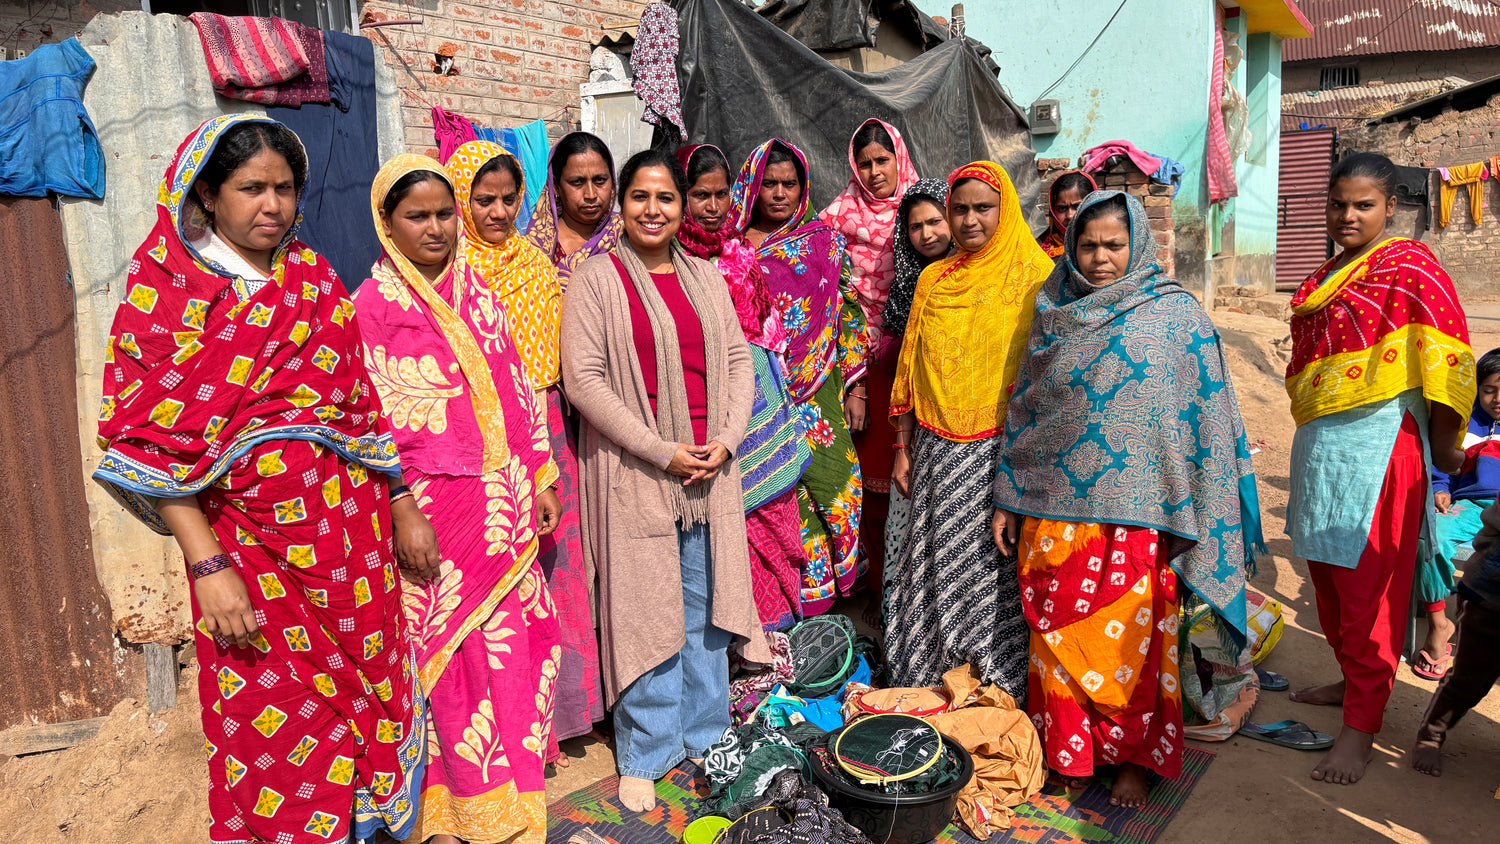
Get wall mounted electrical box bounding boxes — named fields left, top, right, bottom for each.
left=1031, top=99, right=1060, bottom=135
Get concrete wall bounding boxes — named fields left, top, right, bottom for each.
left=1212, top=29, right=1286, bottom=295
left=1338, top=94, right=1500, bottom=304
left=969, top=0, right=1215, bottom=224
left=359, top=0, right=643, bottom=157
left=60, top=11, right=404, bottom=642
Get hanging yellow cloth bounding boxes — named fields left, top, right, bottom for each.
left=1439, top=161, right=1488, bottom=228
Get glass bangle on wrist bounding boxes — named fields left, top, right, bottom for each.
left=188, top=553, right=233, bottom=580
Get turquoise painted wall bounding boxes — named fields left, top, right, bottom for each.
left=967, top=0, right=1215, bottom=216
left=1236, top=31, right=1284, bottom=257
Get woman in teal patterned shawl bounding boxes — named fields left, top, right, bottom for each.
left=992, top=190, right=1264, bottom=807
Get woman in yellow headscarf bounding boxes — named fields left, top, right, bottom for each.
left=352, top=154, right=562, bottom=844
left=446, top=141, right=605, bottom=766
left=883, top=161, right=1053, bottom=700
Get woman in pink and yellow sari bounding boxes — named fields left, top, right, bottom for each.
left=352, top=154, right=563, bottom=844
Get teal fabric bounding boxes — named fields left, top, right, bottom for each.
left=994, top=190, right=1264, bottom=639
left=1423, top=496, right=1490, bottom=603
left=1287, top=389, right=1432, bottom=569
left=739, top=344, right=811, bottom=512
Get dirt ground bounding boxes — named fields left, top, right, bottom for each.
left=5, top=307, right=1500, bottom=843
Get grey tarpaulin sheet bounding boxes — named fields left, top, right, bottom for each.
left=675, top=0, right=1040, bottom=228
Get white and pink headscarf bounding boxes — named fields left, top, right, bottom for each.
left=818, top=118, right=918, bottom=341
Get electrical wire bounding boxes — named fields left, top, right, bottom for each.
left=1035, top=0, right=1130, bottom=101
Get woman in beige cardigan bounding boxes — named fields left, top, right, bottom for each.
left=561, top=148, right=768, bottom=811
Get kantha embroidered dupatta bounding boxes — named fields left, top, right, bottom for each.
left=95, top=114, right=421, bottom=843
left=730, top=138, right=867, bottom=401
left=818, top=118, right=919, bottom=336
left=995, top=191, right=1265, bottom=640
left=1286, top=236, right=1475, bottom=427
left=889, top=161, right=1052, bottom=442
left=96, top=113, right=399, bottom=526
left=447, top=140, right=563, bottom=390
left=522, top=131, right=623, bottom=290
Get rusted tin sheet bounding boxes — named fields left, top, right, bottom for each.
left=0, top=198, right=129, bottom=727
left=1287, top=1, right=1500, bottom=60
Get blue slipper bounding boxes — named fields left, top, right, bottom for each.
left=1240, top=720, right=1334, bottom=750
left=1256, top=666, right=1290, bottom=691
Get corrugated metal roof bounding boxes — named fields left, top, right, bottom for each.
left=1277, top=129, right=1336, bottom=288
left=1280, top=76, right=1467, bottom=129
left=57, top=11, right=404, bottom=643
left=1286, top=1, right=1500, bottom=60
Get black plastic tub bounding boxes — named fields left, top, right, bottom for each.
left=809, top=733, right=972, bottom=844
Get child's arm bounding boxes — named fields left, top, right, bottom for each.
left=1430, top=404, right=1467, bottom=475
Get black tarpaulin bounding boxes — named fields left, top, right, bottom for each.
left=676, top=0, right=1040, bottom=228
left=756, top=0, right=878, bottom=52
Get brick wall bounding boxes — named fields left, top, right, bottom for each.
left=1338, top=93, right=1500, bottom=303
left=359, top=0, right=643, bottom=158
left=1037, top=157, right=1176, bottom=278
left=1284, top=49, right=1500, bottom=94
left=0, top=0, right=135, bottom=54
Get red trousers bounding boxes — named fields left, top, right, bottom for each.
left=1306, top=414, right=1425, bottom=735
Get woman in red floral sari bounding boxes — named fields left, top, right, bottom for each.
left=94, top=115, right=425, bottom=843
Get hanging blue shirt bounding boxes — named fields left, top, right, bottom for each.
left=0, top=38, right=105, bottom=198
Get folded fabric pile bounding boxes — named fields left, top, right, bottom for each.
left=189, top=13, right=329, bottom=106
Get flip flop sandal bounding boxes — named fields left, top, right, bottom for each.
left=1240, top=720, right=1335, bottom=751
left=1256, top=667, right=1290, bottom=692
left=1411, top=644, right=1454, bottom=681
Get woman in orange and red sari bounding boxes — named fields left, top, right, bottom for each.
left=1283, top=153, right=1474, bottom=786
left=444, top=141, right=604, bottom=768
left=352, top=155, right=563, bottom=843
left=94, top=115, right=423, bottom=842
left=993, top=190, right=1263, bottom=807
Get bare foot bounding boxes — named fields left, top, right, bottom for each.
left=1290, top=680, right=1346, bottom=706
left=619, top=775, right=657, bottom=812
left=1411, top=738, right=1444, bottom=777
left=588, top=727, right=614, bottom=744
left=1062, top=775, right=1091, bottom=791
left=428, top=835, right=462, bottom=844
left=1310, top=726, right=1374, bottom=785
left=551, top=754, right=571, bottom=769
left=1423, top=610, right=1455, bottom=663
left=1109, top=764, right=1150, bottom=808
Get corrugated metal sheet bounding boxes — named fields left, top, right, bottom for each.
left=1280, top=77, right=1466, bottom=130
left=57, top=11, right=404, bottom=643
left=0, top=198, right=129, bottom=727
left=1277, top=129, right=1336, bottom=288
left=1286, top=1, right=1500, bottom=60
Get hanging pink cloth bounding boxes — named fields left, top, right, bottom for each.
left=1206, top=9, right=1238, bottom=202
left=1079, top=141, right=1161, bottom=178
left=432, top=106, right=478, bottom=164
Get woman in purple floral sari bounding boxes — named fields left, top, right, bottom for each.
left=731, top=139, right=868, bottom=616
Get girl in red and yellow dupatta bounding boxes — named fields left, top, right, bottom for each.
left=94, top=115, right=424, bottom=843
left=446, top=141, right=606, bottom=761
left=1284, top=153, right=1474, bottom=786
left=352, top=155, right=563, bottom=844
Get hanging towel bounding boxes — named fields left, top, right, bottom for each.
left=514, top=119, right=551, bottom=214
left=1080, top=140, right=1162, bottom=177
left=268, top=32, right=380, bottom=290
left=630, top=3, right=686, bottom=136
left=1440, top=162, right=1489, bottom=228
left=0, top=38, right=104, bottom=198
left=431, top=105, right=477, bottom=164
left=1152, top=155, right=1185, bottom=194
left=1206, top=9, right=1238, bottom=202
left=189, top=13, right=328, bottom=106
left=472, top=125, right=532, bottom=230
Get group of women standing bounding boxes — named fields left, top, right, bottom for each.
left=94, top=109, right=1275, bottom=843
